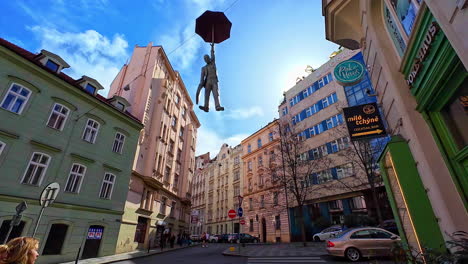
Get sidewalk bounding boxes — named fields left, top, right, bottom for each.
left=60, top=243, right=200, bottom=264
left=222, top=242, right=327, bottom=257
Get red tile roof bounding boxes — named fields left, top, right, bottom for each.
left=0, top=38, right=142, bottom=125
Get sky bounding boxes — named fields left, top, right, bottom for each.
left=0, top=0, right=339, bottom=156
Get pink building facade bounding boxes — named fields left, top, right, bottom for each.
left=108, top=43, right=200, bottom=253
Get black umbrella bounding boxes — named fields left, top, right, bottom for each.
left=195, top=10, right=232, bottom=44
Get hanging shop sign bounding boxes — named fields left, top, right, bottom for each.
left=333, top=59, right=365, bottom=86
left=342, top=102, right=386, bottom=141
left=406, top=22, right=440, bottom=87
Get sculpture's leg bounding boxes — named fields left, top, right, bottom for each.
left=212, top=83, right=224, bottom=111
left=198, top=84, right=210, bottom=112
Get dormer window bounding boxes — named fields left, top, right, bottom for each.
left=45, top=59, right=60, bottom=72
left=117, top=102, right=125, bottom=111
left=85, top=84, right=96, bottom=94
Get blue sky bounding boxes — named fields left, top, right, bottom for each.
left=0, top=0, right=339, bottom=156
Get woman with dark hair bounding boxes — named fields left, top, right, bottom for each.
left=0, top=237, right=39, bottom=264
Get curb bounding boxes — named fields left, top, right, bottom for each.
left=103, top=244, right=200, bottom=264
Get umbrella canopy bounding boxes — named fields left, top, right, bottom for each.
left=195, top=10, right=232, bottom=44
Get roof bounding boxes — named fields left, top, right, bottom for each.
left=0, top=38, right=142, bottom=125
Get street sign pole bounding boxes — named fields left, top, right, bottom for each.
left=32, top=183, right=60, bottom=238
left=3, top=201, right=28, bottom=244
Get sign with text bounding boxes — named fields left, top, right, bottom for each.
left=87, top=228, right=104, bottom=240
left=343, top=103, right=386, bottom=141
left=333, top=59, right=365, bottom=86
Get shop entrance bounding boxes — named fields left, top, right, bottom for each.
left=82, top=225, right=104, bottom=259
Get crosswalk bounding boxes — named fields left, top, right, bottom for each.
left=247, top=256, right=326, bottom=263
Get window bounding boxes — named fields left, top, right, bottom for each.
left=117, top=102, right=125, bottom=111
left=42, top=224, right=68, bottom=255
left=350, top=230, right=372, bottom=239
left=249, top=219, right=254, bottom=232
left=99, top=173, right=115, bottom=199
left=175, top=94, right=180, bottom=105
left=328, top=200, right=342, bottom=210
left=258, top=156, right=263, bottom=166
left=46, top=103, right=70, bottom=131
left=275, top=215, right=281, bottom=230
left=234, top=184, right=240, bottom=196
left=170, top=201, right=176, bottom=217
left=268, top=132, right=274, bottom=142
left=371, top=229, right=393, bottom=239
left=21, top=152, right=50, bottom=186
left=160, top=197, right=167, bottom=214
left=249, top=198, right=253, bottom=210
left=350, top=196, right=366, bottom=209
left=112, top=133, right=125, bottom=153
left=260, top=195, right=264, bottom=208
left=0, top=141, right=5, bottom=156
left=282, top=107, right=288, bottom=116
left=85, top=83, right=96, bottom=94
left=164, top=166, right=171, bottom=182
left=234, top=156, right=240, bottom=165
left=257, top=138, right=262, bottom=148
left=1, top=83, right=31, bottom=114
left=259, top=174, right=264, bottom=186
left=45, top=59, right=59, bottom=72
left=271, top=191, right=279, bottom=206
left=247, top=144, right=251, bottom=153
left=168, top=140, right=175, bottom=154
left=82, top=119, right=100, bottom=143
left=65, top=163, right=86, bottom=193
left=248, top=161, right=252, bottom=171
left=234, top=171, right=240, bottom=181
left=171, top=116, right=177, bottom=128
left=179, top=126, right=184, bottom=138
left=182, top=107, right=186, bottom=118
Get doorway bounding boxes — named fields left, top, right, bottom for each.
left=261, top=218, right=266, bottom=243
left=82, top=225, right=104, bottom=259
left=134, top=217, right=149, bottom=248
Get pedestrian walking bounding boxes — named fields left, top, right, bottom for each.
left=159, top=234, right=165, bottom=252
left=0, top=237, right=39, bottom=264
left=177, top=233, right=182, bottom=247
left=169, top=234, right=175, bottom=248
left=201, top=232, right=209, bottom=248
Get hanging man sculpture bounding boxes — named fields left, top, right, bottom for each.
left=196, top=43, right=224, bottom=112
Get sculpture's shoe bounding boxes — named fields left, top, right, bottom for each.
left=216, top=106, right=225, bottom=111
left=199, top=106, right=209, bottom=112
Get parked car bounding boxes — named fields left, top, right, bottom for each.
left=326, top=227, right=400, bottom=262
left=218, top=234, right=230, bottom=243
left=228, top=233, right=259, bottom=243
left=313, top=225, right=343, bottom=241
left=378, top=220, right=399, bottom=235
left=209, top=234, right=220, bottom=243
left=190, top=234, right=200, bottom=242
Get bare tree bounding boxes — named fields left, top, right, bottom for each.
left=267, top=120, right=333, bottom=246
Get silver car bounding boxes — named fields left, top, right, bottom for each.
left=313, top=226, right=342, bottom=241
left=326, top=227, right=400, bottom=262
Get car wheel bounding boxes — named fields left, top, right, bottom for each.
left=313, top=236, right=321, bottom=242
left=345, top=247, right=361, bottom=262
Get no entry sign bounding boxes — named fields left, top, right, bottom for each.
left=228, top=209, right=236, bottom=219
left=240, top=219, right=246, bottom=225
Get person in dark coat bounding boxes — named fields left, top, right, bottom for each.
left=169, top=234, right=175, bottom=248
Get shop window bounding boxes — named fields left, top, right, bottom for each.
left=441, top=80, right=468, bottom=149
left=42, top=224, right=68, bottom=255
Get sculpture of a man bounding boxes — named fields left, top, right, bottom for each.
left=196, top=43, right=224, bottom=112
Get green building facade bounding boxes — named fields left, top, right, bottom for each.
left=0, top=38, right=143, bottom=263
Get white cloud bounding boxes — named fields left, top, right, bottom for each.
left=226, top=106, right=264, bottom=119
left=29, top=26, right=129, bottom=95
left=196, top=126, right=248, bottom=156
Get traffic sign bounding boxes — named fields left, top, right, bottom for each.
left=15, top=201, right=27, bottom=214
left=228, top=209, right=236, bottom=219
left=240, top=219, right=246, bottom=225
left=237, top=207, right=243, bottom=217
left=40, top=182, right=60, bottom=207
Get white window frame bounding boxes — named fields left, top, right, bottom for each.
left=318, top=78, right=325, bottom=88
left=99, top=173, right=116, bottom=199
left=82, top=119, right=100, bottom=143
left=46, top=103, right=70, bottom=131
left=0, top=141, right=5, bottom=156
left=21, top=152, right=51, bottom=186
left=0, top=83, right=31, bottom=115
left=305, top=107, right=312, bottom=117
left=112, top=132, right=125, bottom=154
left=65, top=163, right=86, bottom=193
left=322, top=97, right=329, bottom=108
left=303, top=89, right=309, bottom=97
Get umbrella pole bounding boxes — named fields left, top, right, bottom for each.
left=211, top=24, right=214, bottom=46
